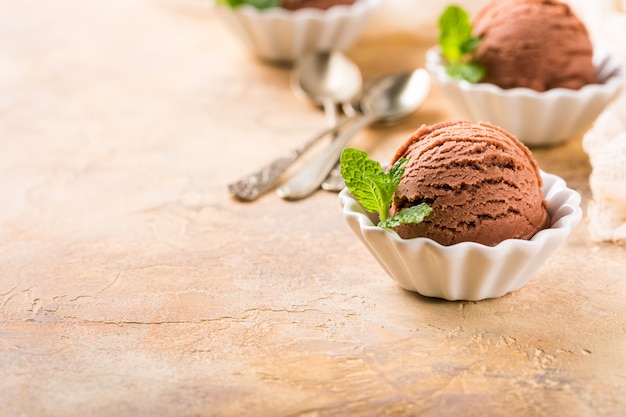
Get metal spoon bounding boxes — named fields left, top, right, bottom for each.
left=321, top=85, right=366, bottom=191
left=291, top=51, right=362, bottom=129
left=292, top=52, right=362, bottom=192
left=276, top=68, right=431, bottom=200
left=227, top=51, right=362, bottom=201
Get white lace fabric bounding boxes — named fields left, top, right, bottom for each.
left=581, top=5, right=626, bottom=244
left=583, top=93, right=626, bottom=243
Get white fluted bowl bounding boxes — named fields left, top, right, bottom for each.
left=426, top=46, right=625, bottom=146
left=339, top=171, right=582, bottom=301
left=214, top=0, right=379, bottom=63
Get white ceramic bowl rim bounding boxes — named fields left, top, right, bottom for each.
left=231, top=0, right=380, bottom=19
left=339, top=170, right=582, bottom=250
left=426, top=46, right=625, bottom=98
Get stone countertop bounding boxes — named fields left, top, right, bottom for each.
left=0, top=1, right=624, bottom=416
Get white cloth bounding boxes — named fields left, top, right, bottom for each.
left=583, top=93, right=626, bottom=244
left=580, top=5, right=626, bottom=244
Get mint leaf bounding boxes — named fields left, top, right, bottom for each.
left=460, top=36, right=481, bottom=55
left=438, top=5, right=474, bottom=62
left=446, top=62, right=485, bottom=83
left=216, top=0, right=280, bottom=9
left=340, top=148, right=398, bottom=222
left=364, top=158, right=407, bottom=220
left=340, top=148, right=431, bottom=229
left=379, top=203, right=433, bottom=230
left=438, top=5, right=485, bottom=83
left=386, top=157, right=406, bottom=189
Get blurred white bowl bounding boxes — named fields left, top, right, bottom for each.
left=426, top=46, right=625, bottom=147
left=214, top=0, right=380, bottom=63
left=339, top=171, right=582, bottom=301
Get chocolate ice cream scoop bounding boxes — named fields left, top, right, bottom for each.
left=281, top=0, right=356, bottom=10
left=472, top=0, right=596, bottom=91
left=389, top=121, right=551, bottom=246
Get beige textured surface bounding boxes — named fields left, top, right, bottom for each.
left=1, top=1, right=625, bottom=416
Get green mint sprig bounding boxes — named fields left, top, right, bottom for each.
left=340, top=148, right=432, bottom=230
left=438, top=5, right=485, bottom=83
left=216, top=0, right=280, bottom=9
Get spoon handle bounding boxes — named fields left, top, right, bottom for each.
left=228, top=116, right=352, bottom=201
left=321, top=162, right=345, bottom=192
left=276, top=114, right=377, bottom=200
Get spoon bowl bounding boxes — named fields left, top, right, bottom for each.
left=292, top=51, right=363, bottom=126
left=292, top=51, right=363, bottom=107
left=360, top=69, right=431, bottom=125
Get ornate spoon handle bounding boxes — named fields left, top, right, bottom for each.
left=228, top=116, right=351, bottom=201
